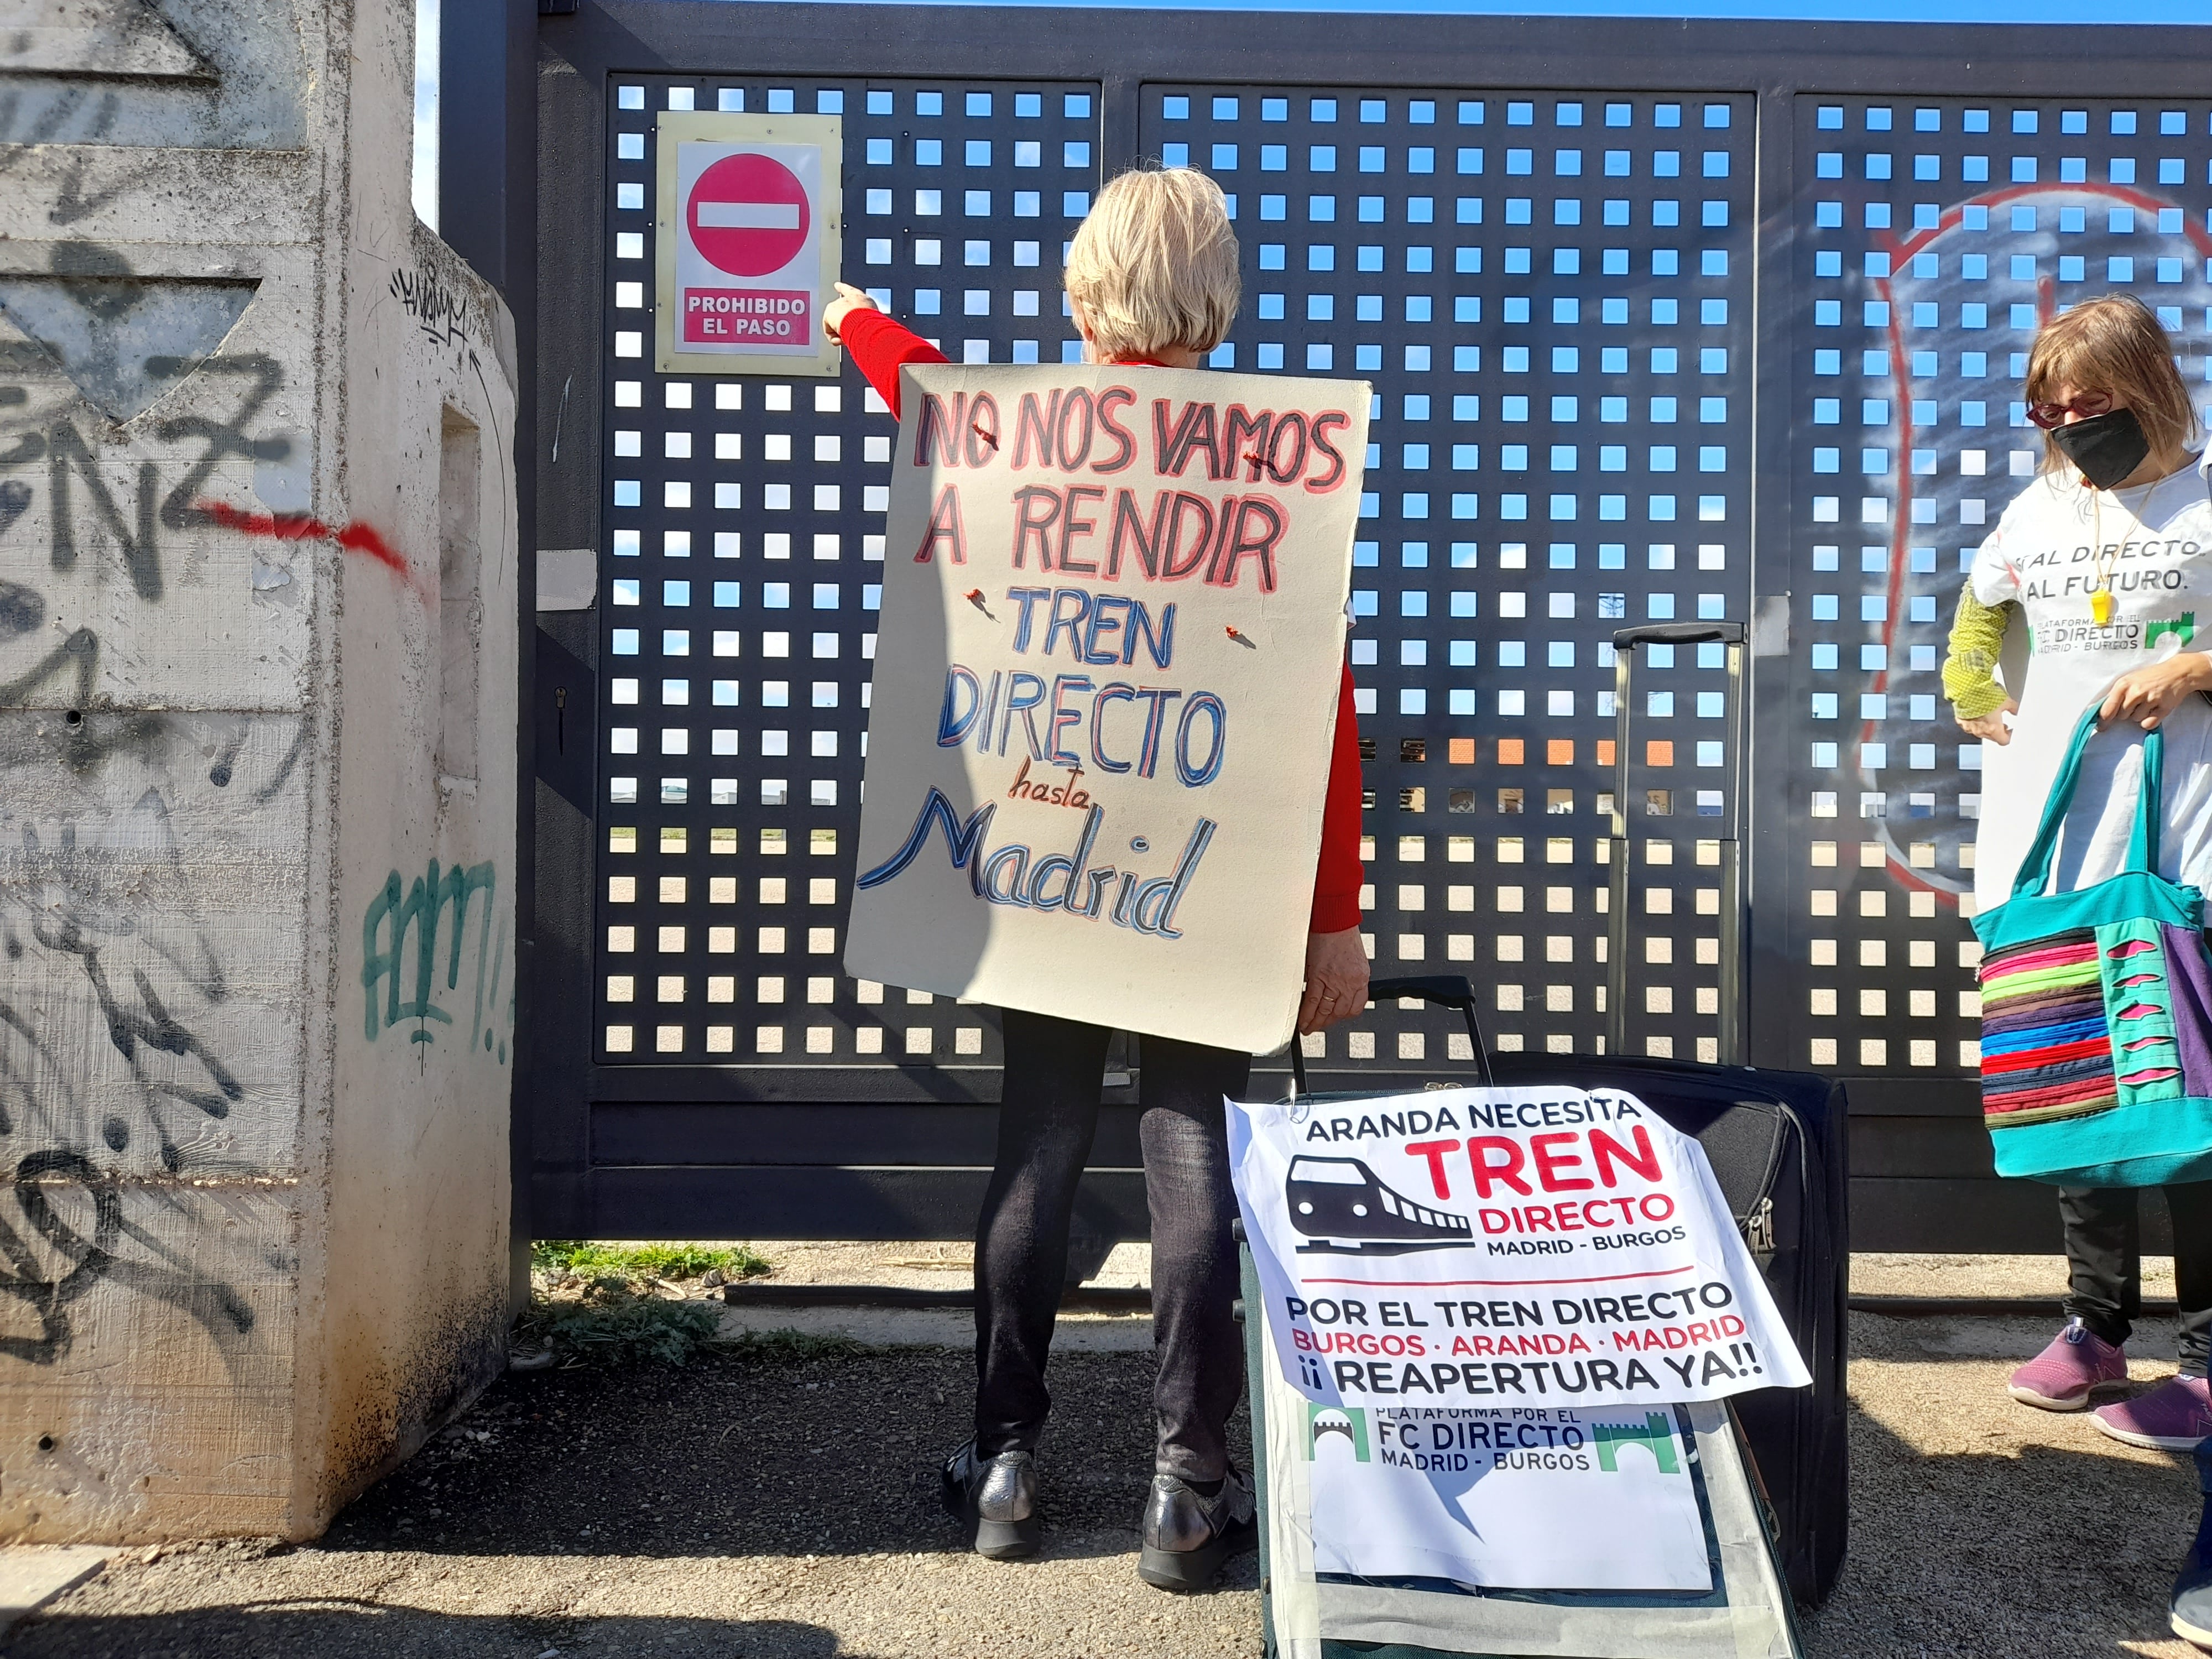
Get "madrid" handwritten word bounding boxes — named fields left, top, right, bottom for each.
left=855, top=790, right=1217, bottom=938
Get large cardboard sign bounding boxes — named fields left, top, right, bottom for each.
left=1230, top=1087, right=1809, bottom=1411
left=846, top=363, right=1369, bottom=1053
left=654, top=111, right=842, bottom=377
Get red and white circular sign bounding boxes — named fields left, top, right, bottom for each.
left=686, top=153, right=810, bottom=278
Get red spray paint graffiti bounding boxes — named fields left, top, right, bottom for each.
left=1859, top=183, right=2212, bottom=907
left=196, top=499, right=410, bottom=579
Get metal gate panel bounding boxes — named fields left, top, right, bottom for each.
left=1140, top=86, right=1752, bottom=1078
left=593, top=72, right=1101, bottom=1091
left=525, top=4, right=2212, bottom=1246
left=1780, top=93, right=2212, bottom=1229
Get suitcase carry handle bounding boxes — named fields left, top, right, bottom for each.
left=1612, top=621, right=1746, bottom=650
left=1287, top=973, right=1497, bottom=1100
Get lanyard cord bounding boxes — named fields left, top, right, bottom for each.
left=2088, top=481, right=2158, bottom=622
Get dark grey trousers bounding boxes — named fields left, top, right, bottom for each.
left=2060, top=1182, right=2212, bottom=1376
left=972, top=1008, right=1250, bottom=1481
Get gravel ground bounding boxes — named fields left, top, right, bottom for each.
left=11, top=1306, right=2210, bottom=1657
left=8, top=1345, right=1259, bottom=1659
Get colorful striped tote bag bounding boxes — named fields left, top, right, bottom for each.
left=1973, top=706, right=2212, bottom=1187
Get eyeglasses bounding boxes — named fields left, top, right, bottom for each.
left=2027, top=391, right=2115, bottom=429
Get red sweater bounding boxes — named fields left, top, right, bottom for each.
left=837, top=307, right=1366, bottom=933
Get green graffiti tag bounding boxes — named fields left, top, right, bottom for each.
left=360, top=860, right=504, bottom=1053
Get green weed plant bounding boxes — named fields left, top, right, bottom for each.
left=521, top=1276, right=724, bottom=1367
left=532, top=1240, right=769, bottom=1282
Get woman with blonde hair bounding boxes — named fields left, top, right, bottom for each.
left=1945, top=293, right=2212, bottom=1451
left=823, top=165, right=1370, bottom=1588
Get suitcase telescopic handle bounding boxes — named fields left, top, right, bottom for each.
left=1608, top=618, right=1747, bottom=1065
left=1611, top=620, right=1747, bottom=651
left=1286, top=973, right=1497, bottom=1101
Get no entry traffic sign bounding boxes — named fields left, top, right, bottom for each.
left=687, top=153, right=811, bottom=277
left=656, top=111, right=843, bottom=377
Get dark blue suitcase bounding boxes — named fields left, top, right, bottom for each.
left=1278, top=973, right=1850, bottom=1609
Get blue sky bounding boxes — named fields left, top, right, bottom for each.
left=1053, top=0, right=2206, bottom=12
left=410, top=0, right=2208, bottom=224
left=847, top=0, right=2211, bottom=13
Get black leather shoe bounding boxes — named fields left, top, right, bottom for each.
left=940, top=1439, right=1040, bottom=1561
left=1136, top=1469, right=1258, bottom=1592
left=2174, top=1436, right=2212, bottom=1650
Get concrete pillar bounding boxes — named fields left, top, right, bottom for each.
left=0, top=0, right=518, bottom=1541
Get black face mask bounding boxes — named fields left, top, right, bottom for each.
left=2049, top=405, right=2151, bottom=491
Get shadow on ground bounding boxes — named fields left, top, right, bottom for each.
left=12, top=1321, right=2207, bottom=1657
left=1801, top=1316, right=2204, bottom=1657
left=8, top=1607, right=841, bottom=1659
left=11, top=1347, right=1260, bottom=1659
left=311, top=1344, right=1229, bottom=1562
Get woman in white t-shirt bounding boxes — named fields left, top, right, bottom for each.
left=1947, top=295, right=2212, bottom=1453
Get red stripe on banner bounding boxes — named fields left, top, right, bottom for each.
left=1981, top=1036, right=2111, bottom=1076
left=1298, top=1264, right=1700, bottom=1289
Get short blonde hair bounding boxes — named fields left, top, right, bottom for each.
left=2027, top=294, right=2198, bottom=474
left=1064, top=167, right=1240, bottom=360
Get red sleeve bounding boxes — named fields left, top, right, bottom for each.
left=838, top=307, right=949, bottom=421
left=1309, top=660, right=1365, bottom=933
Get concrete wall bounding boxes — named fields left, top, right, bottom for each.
left=0, top=0, right=518, bottom=1541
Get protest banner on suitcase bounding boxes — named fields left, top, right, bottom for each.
left=1297, top=1394, right=1714, bottom=1590
left=1229, top=1086, right=1809, bottom=1413
left=846, top=363, right=1368, bottom=1053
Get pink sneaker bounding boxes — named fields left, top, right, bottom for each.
left=2095, top=1375, right=2212, bottom=1452
left=2008, top=1318, right=2129, bottom=1411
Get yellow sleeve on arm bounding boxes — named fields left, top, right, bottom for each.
left=1942, top=581, right=2015, bottom=720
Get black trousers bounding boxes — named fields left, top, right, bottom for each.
left=2060, top=1182, right=2212, bottom=1376
left=972, top=1008, right=1250, bottom=1481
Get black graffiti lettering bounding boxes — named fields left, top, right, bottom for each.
left=25, top=904, right=243, bottom=1127
left=0, top=351, right=290, bottom=582
left=0, top=578, right=42, bottom=639
left=0, top=1150, right=254, bottom=1366
left=390, top=265, right=474, bottom=354
left=149, top=352, right=286, bottom=533
left=0, top=628, right=187, bottom=779
left=0, top=623, right=94, bottom=706
left=47, top=423, right=159, bottom=598
left=0, top=384, right=44, bottom=472
left=0, top=86, right=94, bottom=175
left=0, top=1000, right=61, bottom=1140
left=3, top=792, right=247, bottom=1173
left=48, top=157, right=130, bottom=229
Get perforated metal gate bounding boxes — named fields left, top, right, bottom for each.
left=528, top=3, right=2212, bottom=1248
left=592, top=74, right=1104, bottom=1080
left=1138, top=85, right=1754, bottom=1068
left=1778, top=90, right=2212, bottom=1245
